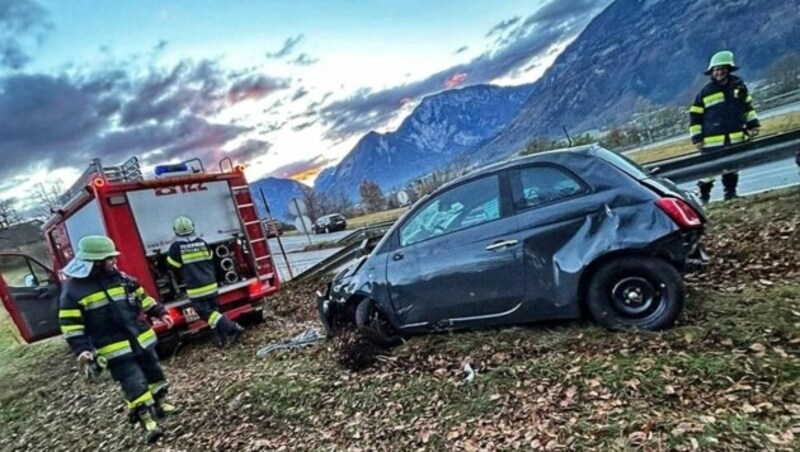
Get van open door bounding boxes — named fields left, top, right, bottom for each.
left=0, top=253, right=62, bottom=343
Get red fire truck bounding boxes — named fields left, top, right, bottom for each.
left=0, top=156, right=280, bottom=353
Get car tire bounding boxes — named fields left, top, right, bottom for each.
left=355, top=299, right=402, bottom=347
left=587, top=256, right=684, bottom=331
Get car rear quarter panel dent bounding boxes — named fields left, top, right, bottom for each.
left=529, top=200, right=680, bottom=310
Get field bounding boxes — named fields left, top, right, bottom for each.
left=0, top=189, right=798, bottom=451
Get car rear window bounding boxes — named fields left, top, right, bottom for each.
left=509, top=166, right=587, bottom=210
left=591, top=147, right=652, bottom=180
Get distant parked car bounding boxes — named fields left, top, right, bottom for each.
left=318, top=144, right=708, bottom=346
left=264, top=219, right=283, bottom=238
left=314, top=213, right=347, bottom=234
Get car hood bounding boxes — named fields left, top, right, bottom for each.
left=327, top=255, right=369, bottom=302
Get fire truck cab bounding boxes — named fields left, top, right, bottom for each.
left=0, top=156, right=280, bottom=353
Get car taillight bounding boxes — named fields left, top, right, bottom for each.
left=655, top=197, right=702, bottom=229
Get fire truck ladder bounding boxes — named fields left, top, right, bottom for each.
left=57, top=157, right=144, bottom=209
left=229, top=184, right=273, bottom=279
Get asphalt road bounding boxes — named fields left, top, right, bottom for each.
left=677, top=155, right=799, bottom=202
left=267, top=230, right=351, bottom=281
left=268, top=230, right=351, bottom=253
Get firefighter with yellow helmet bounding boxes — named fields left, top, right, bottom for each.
left=689, top=50, right=761, bottom=202
left=167, top=215, right=244, bottom=347
left=59, top=235, right=177, bottom=444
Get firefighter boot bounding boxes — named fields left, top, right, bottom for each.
left=722, top=172, right=739, bottom=201
left=213, top=327, right=227, bottom=349
left=227, top=323, right=245, bottom=346
left=135, top=406, right=163, bottom=444
left=154, top=391, right=179, bottom=420
left=697, top=178, right=714, bottom=204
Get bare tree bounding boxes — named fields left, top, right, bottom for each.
left=298, top=184, right=322, bottom=222
left=0, top=198, right=21, bottom=229
left=763, top=52, right=800, bottom=96
left=29, top=181, right=65, bottom=218
left=359, top=179, right=384, bottom=214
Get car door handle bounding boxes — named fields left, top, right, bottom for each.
left=393, top=252, right=404, bottom=261
left=486, top=240, right=519, bottom=251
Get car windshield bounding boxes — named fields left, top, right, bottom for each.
left=399, top=175, right=500, bottom=247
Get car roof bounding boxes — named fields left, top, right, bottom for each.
left=435, top=143, right=604, bottom=193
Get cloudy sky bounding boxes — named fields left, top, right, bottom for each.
left=1, top=0, right=611, bottom=211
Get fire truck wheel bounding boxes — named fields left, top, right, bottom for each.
left=155, top=332, right=180, bottom=359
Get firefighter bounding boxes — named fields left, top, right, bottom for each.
left=689, top=50, right=761, bottom=203
left=167, top=215, right=244, bottom=347
left=59, top=235, right=177, bottom=444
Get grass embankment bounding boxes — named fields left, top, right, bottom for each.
left=0, top=189, right=798, bottom=451
left=630, top=110, right=800, bottom=165
left=345, top=207, right=406, bottom=230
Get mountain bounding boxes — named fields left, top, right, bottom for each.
left=476, top=0, right=800, bottom=162
left=314, top=83, right=534, bottom=199
left=249, top=177, right=308, bottom=222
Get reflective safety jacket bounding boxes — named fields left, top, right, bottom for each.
left=689, top=75, right=760, bottom=150
left=167, top=237, right=218, bottom=300
left=59, top=271, right=165, bottom=361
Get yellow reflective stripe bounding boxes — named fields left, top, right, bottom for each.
left=59, top=309, right=82, bottom=319
left=689, top=125, right=702, bottom=135
left=208, top=311, right=222, bottom=328
left=60, top=324, right=85, bottom=333
left=167, top=255, right=182, bottom=268
left=689, top=105, right=704, bottom=114
left=63, top=330, right=86, bottom=339
left=702, top=92, right=724, bottom=107
left=127, top=391, right=155, bottom=410
left=138, top=328, right=157, bottom=349
left=703, top=135, right=725, bottom=146
left=79, top=287, right=125, bottom=309
left=186, top=282, right=218, bottom=299
left=746, top=95, right=753, bottom=103
left=181, top=250, right=212, bottom=263
left=97, top=340, right=133, bottom=360
left=746, top=110, right=758, bottom=121
left=141, top=296, right=156, bottom=310
left=729, top=131, right=746, bottom=144
left=148, top=381, right=168, bottom=396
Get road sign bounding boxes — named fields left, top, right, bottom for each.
left=294, top=215, right=313, bottom=234
left=288, top=198, right=308, bottom=217
left=397, top=190, right=409, bottom=205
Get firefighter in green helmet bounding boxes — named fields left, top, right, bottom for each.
left=59, top=235, right=178, bottom=444
left=167, top=215, right=245, bottom=347
left=689, top=50, right=761, bottom=203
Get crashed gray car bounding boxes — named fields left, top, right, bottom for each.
left=318, top=144, right=707, bottom=346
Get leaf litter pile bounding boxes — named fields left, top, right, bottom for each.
left=1, top=189, right=799, bottom=451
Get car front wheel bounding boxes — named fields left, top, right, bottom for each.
left=355, top=299, right=402, bottom=347
left=587, top=256, right=684, bottom=331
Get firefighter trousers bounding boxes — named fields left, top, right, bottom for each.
left=107, top=344, right=168, bottom=415
left=191, top=296, right=240, bottom=335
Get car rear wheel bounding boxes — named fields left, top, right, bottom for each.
left=355, top=299, right=402, bottom=347
left=587, top=257, right=684, bottom=331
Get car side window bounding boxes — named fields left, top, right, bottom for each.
left=0, top=255, right=51, bottom=289
left=399, top=175, right=500, bottom=247
left=510, top=166, right=586, bottom=210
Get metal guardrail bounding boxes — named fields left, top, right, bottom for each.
left=645, top=129, right=800, bottom=183
left=292, top=221, right=397, bottom=282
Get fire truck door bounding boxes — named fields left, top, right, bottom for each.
left=0, top=254, right=62, bottom=343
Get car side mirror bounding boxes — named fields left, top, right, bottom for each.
left=23, top=273, right=38, bottom=288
